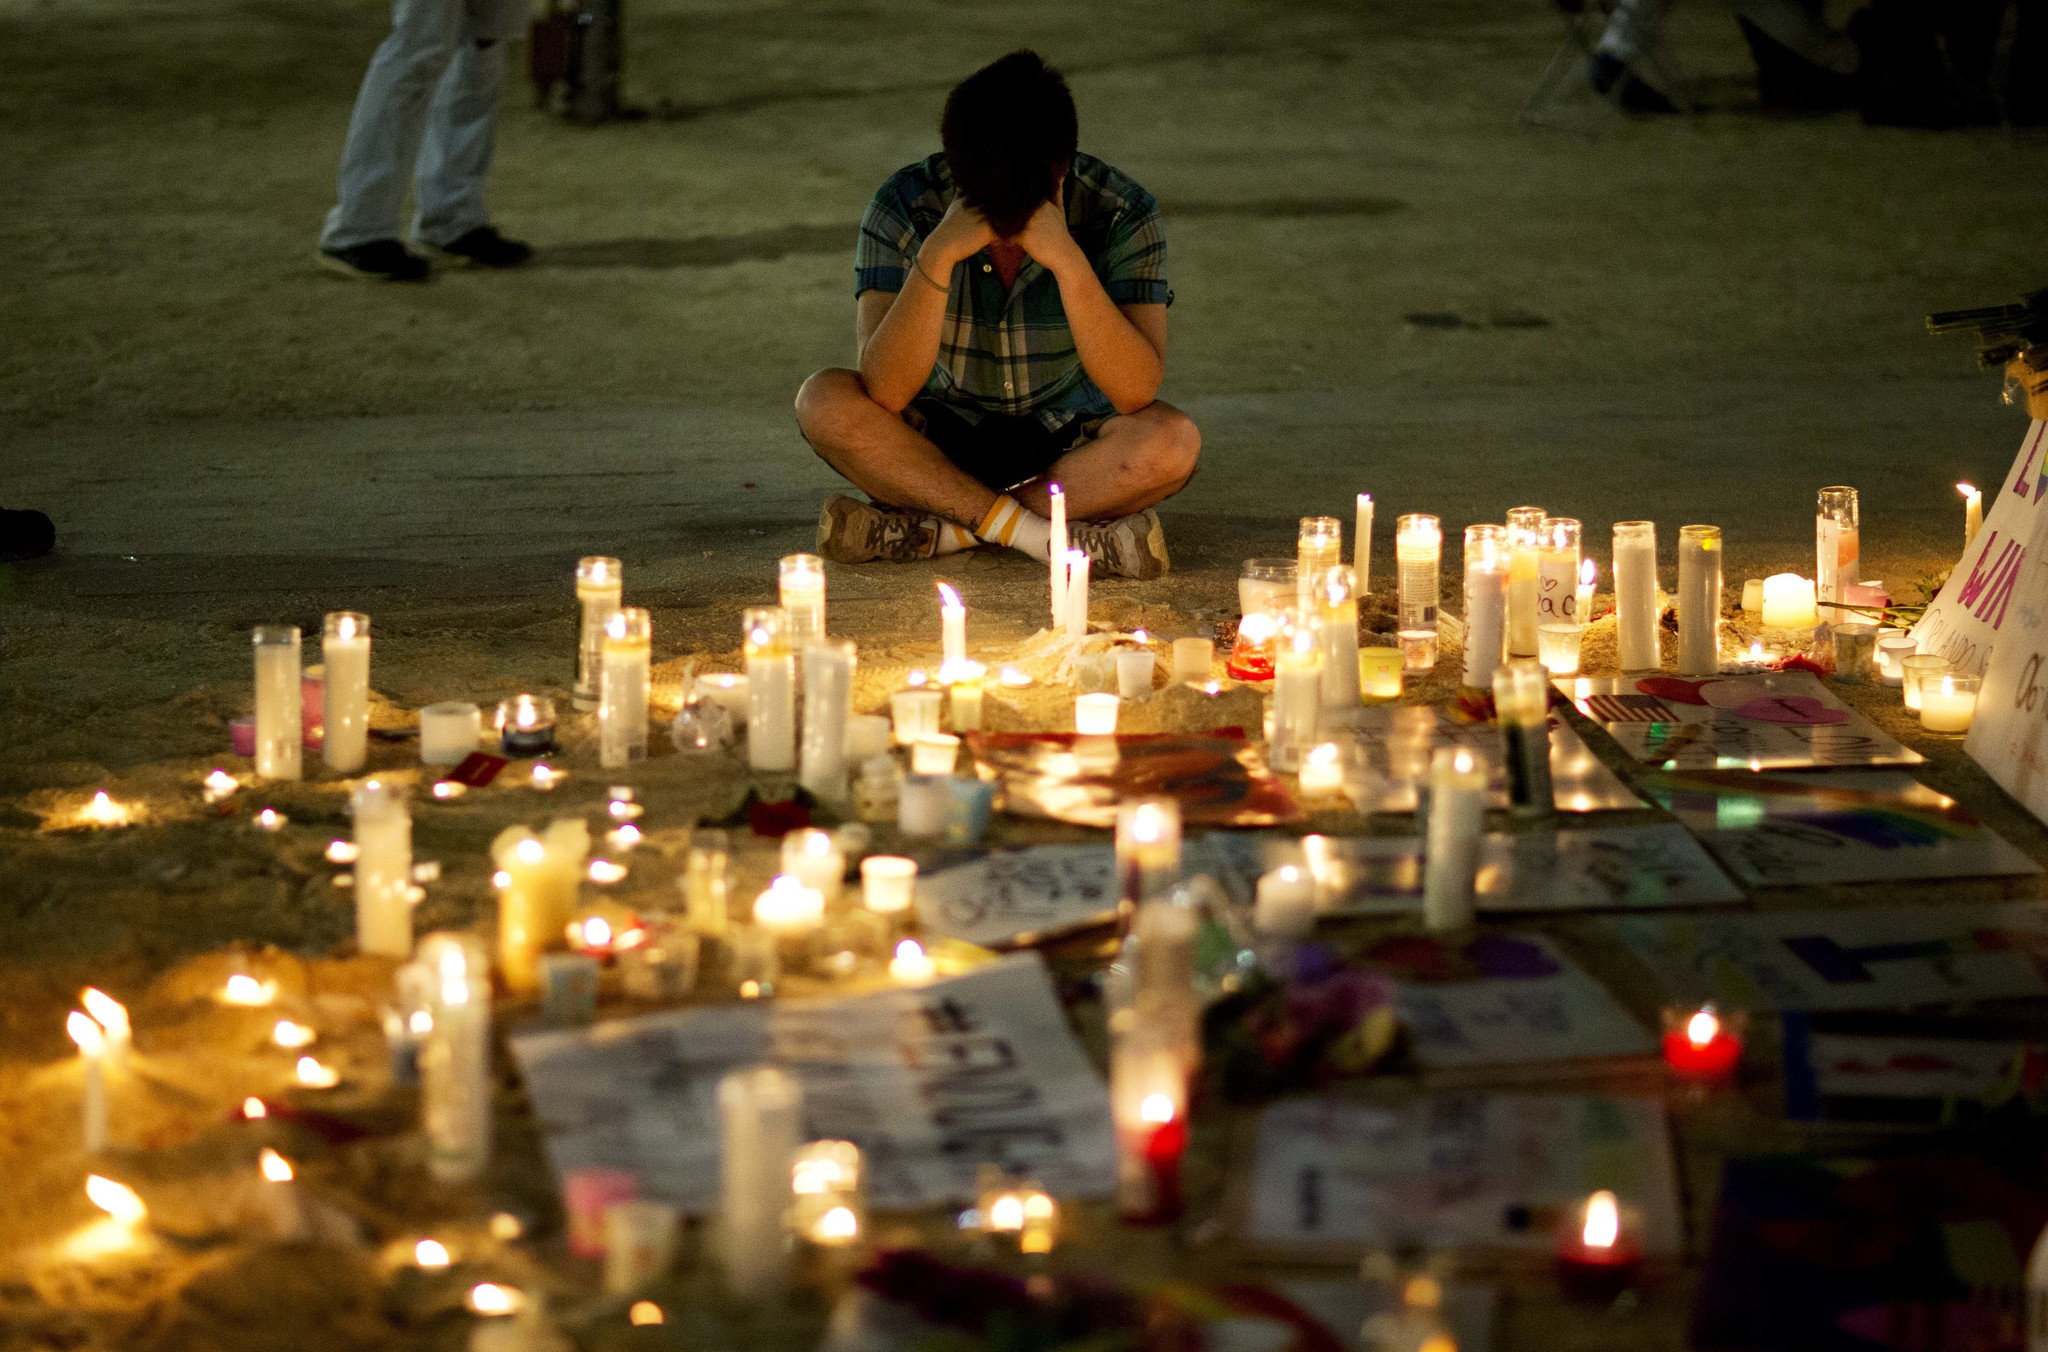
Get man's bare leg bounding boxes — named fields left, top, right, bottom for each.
left=795, top=367, right=998, bottom=530
left=1010, top=402, right=1200, bottom=521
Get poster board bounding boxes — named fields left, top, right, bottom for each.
left=1911, top=418, right=2048, bottom=676
left=1555, top=671, right=1922, bottom=770
left=1967, top=467, right=2048, bottom=829
left=1324, top=705, right=1644, bottom=813
left=508, top=955, right=1115, bottom=1212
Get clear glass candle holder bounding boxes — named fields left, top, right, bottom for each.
left=1900, top=655, right=1949, bottom=713
left=497, top=694, right=558, bottom=757
left=1238, top=558, right=1297, bottom=620
left=1876, top=635, right=1918, bottom=686
left=1918, top=671, right=1980, bottom=733
left=778, top=553, right=826, bottom=647
left=1538, top=622, right=1586, bottom=675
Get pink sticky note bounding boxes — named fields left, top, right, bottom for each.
left=1732, top=695, right=1849, bottom=725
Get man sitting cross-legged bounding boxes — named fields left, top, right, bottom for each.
left=796, top=50, right=1200, bottom=580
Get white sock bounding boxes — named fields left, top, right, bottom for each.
left=976, top=495, right=1053, bottom=562
left=933, top=521, right=976, bottom=557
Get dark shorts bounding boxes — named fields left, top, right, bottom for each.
left=903, top=398, right=1108, bottom=494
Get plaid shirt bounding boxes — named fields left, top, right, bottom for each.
left=855, top=152, right=1170, bottom=430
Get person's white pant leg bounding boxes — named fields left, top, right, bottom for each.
left=1732, top=0, right=1860, bottom=73
left=411, top=22, right=507, bottom=248
left=1596, top=0, right=1671, bottom=63
left=319, top=0, right=465, bottom=252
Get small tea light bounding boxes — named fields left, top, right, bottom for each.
left=780, top=828, right=844, bottom=900
left=1075, top=692, right=1120, bottom=736
left=1297, top=742, right=1345, bottom=795
left=587, top=859, right=629, bottom=885
left=1741, top=578, right=1764, bottom=614
left=911, top=733, right=961, bottom=776
left=78, top=791, right=134, bottom=828
left=241, top=1096, right=268, bottom=1119
left=203, top=769, right=240, bottom=804
left=1660, top=1004, right=1744, bottom=1082
left=607, top=822, right=642, bottom=852
left=1537, top=623, right=1586, bottom=676
left=694, top=673, right=751, bottom=719
left=272, top=1019, right=316, bottom=1050
left=222, top=975, right=278, bottom=1007
left=415, top=1238, right=451, bottom=1269
left=1877, top=635, right=1918, bottom=685
left=531, top=763, right=567, bottom=791
left=1920, top=672, right=1979, bottom=733
left=468, top=1282, right=524, bottom=1316
left=497, top=695, right=557, bottom=757
left=1359, top=647, right=1403, bottom=698
left=1116, top=647, right=1156, bottom=699
left=566, top=913, right=620, bottom=953
left=753, top=875, right=825, bottom=935
left=253, top=808, right=287, bottom=831
left=326, top=839, right=360, bottom=864
left=861, top=855, right=917, bottom=915
left=430, top=780, right=466, bottom=799
left=488, top=1212, right=524, bottom=1242
left=889, top=938, right=937, bottom=983
left=419, top=701, right=482, bottom=767
left=629, top=1301, right=664, bottom=1326
left=1397, top=628, right=1437, bottom=673
left=607, top=798, right=643, bottom=821
left=294, top=1055, right=340, bottom=1089
left=1555, top=1190, right=1643, bottom=1299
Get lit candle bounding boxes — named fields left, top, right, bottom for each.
left=1270, top=608, right=1322, bottom=771
left=1254, top=864, right=1316, bottom=938
left=1170, top=638, right=1212, bottom=685
left=1815, top=486, right=1860, bottom=607
left=752, top=874, right=825, bottom=935
left=599, top=607, right=652, bottom=769
left=1959, top=481, right=1983, bottom=546
left=497, top=695, right=556, bottom=757
left=419, top=702, right=481, bottom=767
left=574, top=556, right=623, bottom=712
left=891, top=679, right=944, bottom=746
left=799, top=638, right=856, bottom=801
left=937, top=581, right=967, bottom=675
left=1877, top=634, right=1918, bottom=685
left=778, top=553, right=826, bottom=648
left=1537, top=517, right=1582, bottom=624
left=1110, top=1023, right=1187, bottom=1225
left=467, top=1283, right=534, bottom=1352
left=1396, top=513, right=1441, bottom=668
left=779, top=828, right=844, bottom=901
left=685, top=829, right=730, bottom=935
left=694, top=672, right=750, bottom=720
left=1297, top=516, right=1343, bottom=605
left=67, top=1010, right=109, bottom=1153
left=1759, top=573, right=1818, bottom=630
left=1577, top=557, right=1598, bottom=625
left=1354, top=492, right=1375, bottom=597
left=222, top=974, right=278, bottom=1006
left=1555, top=1190, right=1643, bottom=1299
left=1115, top=797, right=1182, bottom=918
left=1537, top=622, right=1585, bottom=676
left=257, top=1147, right=306, bottom=1239
left=203, top=768, right=240, bottom=804
left=743, top=607, right=795, bottom=773
left=86, top=1173, right=147, bottom=1232
left=1675, top=525, right=1722, bottom=678
left=1493, top=660, right=1553, bottom=820
left=296, top=1055, right=340, bottom=1088
left=1612, top=522, right=1660, bottom=673
left=1660, top=1004, right=1744, bottom=1082
left=888, top=938, right=936, bottom=983
left=419, top=933, right=491, bottom=1182
left=1359, top=647, right=1403, bottom=698
left=79, top=988, right=130, bottom=1067
left=1297, top=741, right=1345, bottom=796
left=76, top=791, right=132, bottom=828
left=1920, top=672, right=1979, bottom=733
left=251, top=625, right=302, bottom=781
left=273, top=1018, right=315, bottom=1049
left=789, top=1139, right=864, bottom=1250
left=1422, top=747, right=1486, bottom=932
left=910, top=733, right=960, bottom=775
left=415, top=1238, right=451, bottom=1268
left=316, top=611, right=371, bottom=774
left=1901, top=654, right=1948, bottom=712
left=717, top=1065, right=804, bottom=1298
left=1316, top=566, right=1362, bottom=711
left=1048, top=483, right=1068, bottom=627
left=492, top=820, right=589, bottom=995
left=1741, top=577, right=1764, bottom=615
left=1505, top=505, right=1546, bottom=658
left=1064, top=550, right=1091, bottom=644
left=351, top=779, right=414, bottom=957
left=1116, top=646, right=1156, bottom=700
left=1463, top=525, right=1508, bottom=689
left=861, top=855, right=917, bottom=915
left=1075, top=692, right=1120, bottom=736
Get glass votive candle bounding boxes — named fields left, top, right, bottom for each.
left=860, top=855, right=916, bottom=915
left=1537, top=622, right=1586, bottom=676
left=779, top=828, right=844, bottom=901
left=1359, top=648, right=1403, bottom=699
left=947, top=663, right=986, bottom=732
left=890, top=689, right=945, bottom=746
left=1297, top=741, right=1345, bottom=795
left=1398, top=629, right=1437, bottom=673
left=1116, top=648, right=1156, bottom=699
left=1227, top=611, right=1278, bottom=681
left=1832, top=623, right=1878, bottom=683
left=694, top=672, right=750, bottom=719
left=1075, top=692, right=1120, bottom=735
left=911, top=733, right=961, bottom=775
left=1919, top=672, right=1980, bottom=733
left=496, top=695, right=557, bottom=757
left=1660, top=1004, right=1746, bottom=1082
left=1555, top=1190, right=1644, bottom=1301
left=1239, top=558, right=1298, bottom=618
left=1876, top=635, right=1918, bottom=686
left=1900, top=655, right=1949, bottom=712
left=419, top=701, right=481, bottom=766
left=1171, top=637, right=1213, bottom=684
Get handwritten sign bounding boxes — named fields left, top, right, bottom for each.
left=1382, top=931, right=1654, bottom=1068
left=1911, top=419, right=2048, bottom=676
left=508, top=955, right=1114, bottom=1211
left=1245, top=1093, right=1682, bottom=1253
left=1556, top=672, right=1921, bottom=770
left=1967, top=472, right=2048, bottom=830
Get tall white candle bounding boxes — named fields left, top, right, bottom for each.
left=1354, top=493, right=1374, bottom=597
left=418, top=933, right=491, bottom=1183
left=1316, top=566, right=1362, bottom=711
left=1115, top=798, right=1181, bottom=917
left=1297, top=517, right=1343, bottom=606
left=575, top=556, right=623, bottom=712
left=717, top=1065, right=804, bottom=1299
left=1494, top=659, right=1553, bottom=820
left=1612, top=522, right=1660, bottom=673
left=1064, top=550, right=1091, bottom=644
left=1676, top=525, right=1722, bottom=677
left=352, top=779, right=414, bottom=957
left=1048, top=485, right=1068, bottom=627
left=937, top=582, right=967, bottom=673
left=1505, top=506, right=1546, bottom=657
left=1537, top=518, right=1582, bottom=623
left=252, top=625, right=302, bottom=781
left=799, top=638, right=855, bottom=802
left=67, top=1011, right=108, bottom=1153
left=685, top=829, right=730, bottom=935
left=1815, top=486, right=1859, bottom=607
left=1462, top=525, right=1508, bottom=689
left=1396, top=514, right=1441, bottom=659
left=492, top=820, right=588, bottom=995
left=1960, top=482, right=1983, bottom=547
left=1422, top=746, right=1486, bottom=932
left=1270, top=609, right=1322, bottom=771
left=778, top=553, right=826, bottom=648
left=599, top=607, right=652, bottom=769
left=321, top=612, right=371, bottom=774
left=743, top=607, right=795, bottom=773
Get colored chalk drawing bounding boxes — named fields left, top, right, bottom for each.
left=1911, top=419, right=2048, bottom=676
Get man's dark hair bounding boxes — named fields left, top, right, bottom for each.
left=941, top=50, right=1078, bottom=238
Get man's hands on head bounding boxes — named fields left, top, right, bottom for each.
left=1013, top=184, right=1085, bottom=277
left=921, top=197, right=997, bottom=274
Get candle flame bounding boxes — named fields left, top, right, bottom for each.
left=1451, top=747, right=1475, bottom=775
left=1238, top=612, right=1276, bottom=642
left=1139, top=1093, right=1176, bottom=1125
left=606, top=611, right=627, bottom=640
left=414, top=1238, right=450, bottom=1268
left=895, top=938, right=925, bottom=963
left=468, top=1283, right=521, bottom=1316
left=988, top=1194, right=1025, bottom=1231
left=815, top=1205, right=859, bottom=1243
left=1000, top=665, right=1031, bottom=687
left=587, top=860, right=628, bottom=885
left=1581, top=1190, right=1620, bottom=1249
left=513, top=838, right=545, bottom=866
left=241, top=1096, right=267, bottom=1119
left=608, top=823, right=642, bottom=851
left=630, top=1301, right=665, bottom=1326
left=80, top=988, right=129, bottom=1041
left=254, top=808, right=285, bottom=830
left=258, top=1148, right=293, bottom=1182
left=1023, top=1191, right=1055, bottom=1220
left=1686, top=1008, right=1720, bottom=1048
left=937, top=581, right=962, bottom=610
left=489, top=1212, right=523, bottom=1240
left=81, top=791, right=129, bottom=826
left=739, top=980, right=762, bottom=999
left=907, top=669, right=928, bottom=687
left=295, top=1056, right=339, bottom=1089
left=577, top=916, right=612, bottom=948
left=409, top=1009, right=434, bottom=1036
left=222, top=974, right=277, bottom=1006
left=1307, top=742, right=1340, bottom=770
left=1940, top=673, right=1956, bottom=698
left=1958, top=482, right=1979, bottom=498
left=67, top=1010, right=106, bottom=1055
left=86, top=1175, right=146, bottom=1225
left=204, top=769, right=238, bottom=796
left=532, top=764, right=564, bottom=789
left=273, top=1019, right=315, bottom=1049
left=1579, top=557, right=1596, bottom=587
left=326, top=839, right=359, bottom=864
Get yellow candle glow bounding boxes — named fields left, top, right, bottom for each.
left=272, top=1020, right=315, bottom=1049
left=203, top=769, right=240, bottom=803
left=889, top=938, right=937, bottom=982
left=1759, top=573, right=1817, bottom=629
left=259, top=1147, right=293, bottom=1182
left=629, top=1301, right=665, bottom=1326
left=79, top=792, right=133, bottom=828
left=222, top=975, right=278, bottom=1006
left=1297, top=742, right=1345, bottom=795
left=753, top=875, right=825, bottom=934
left=86, top=1174, right=147, bottom=1226
left=1359, top=648, right=1403, bottom=699
left=415, top=1238, right=451, bottom=1268
left=295, top=1055, right=340, bottom=1089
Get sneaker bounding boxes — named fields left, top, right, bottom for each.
left=817, top=494, right=942, bottom=563
left=318, top=239, right=431, bottom=282
left=426, top=226, right=533, bottom=269
left=0, top=507, right=54, bottom=562
left=1069, top=508, right=1170, bottom=580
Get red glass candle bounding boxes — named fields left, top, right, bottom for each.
left=1660, top=1004, right=1745, bottom=1082
left=1555, top=1190, right=1643, bottom=1300
left=1226, top=615, right=1278, bottom=682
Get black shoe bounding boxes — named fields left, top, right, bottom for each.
left=318, top=239, right=431, bottom=282
left=0, top=508, right=55, bottom=562
left=1590, top=52, right=1678, bottom=114
left=427, top=226, right=533, bottom=269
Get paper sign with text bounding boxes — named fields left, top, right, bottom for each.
left=1967, top=462, right=2048, bottom=829
left=1911, top=419, right=2048, bottom=676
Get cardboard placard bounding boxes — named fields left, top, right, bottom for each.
left=1556, top=671, right=1922, bottom=770
left=1322, top=705, right=1645, bottom=813
left=1911, top=418, right=2048, bottom=676
left=1966, top=459, right=2048, bottom=830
